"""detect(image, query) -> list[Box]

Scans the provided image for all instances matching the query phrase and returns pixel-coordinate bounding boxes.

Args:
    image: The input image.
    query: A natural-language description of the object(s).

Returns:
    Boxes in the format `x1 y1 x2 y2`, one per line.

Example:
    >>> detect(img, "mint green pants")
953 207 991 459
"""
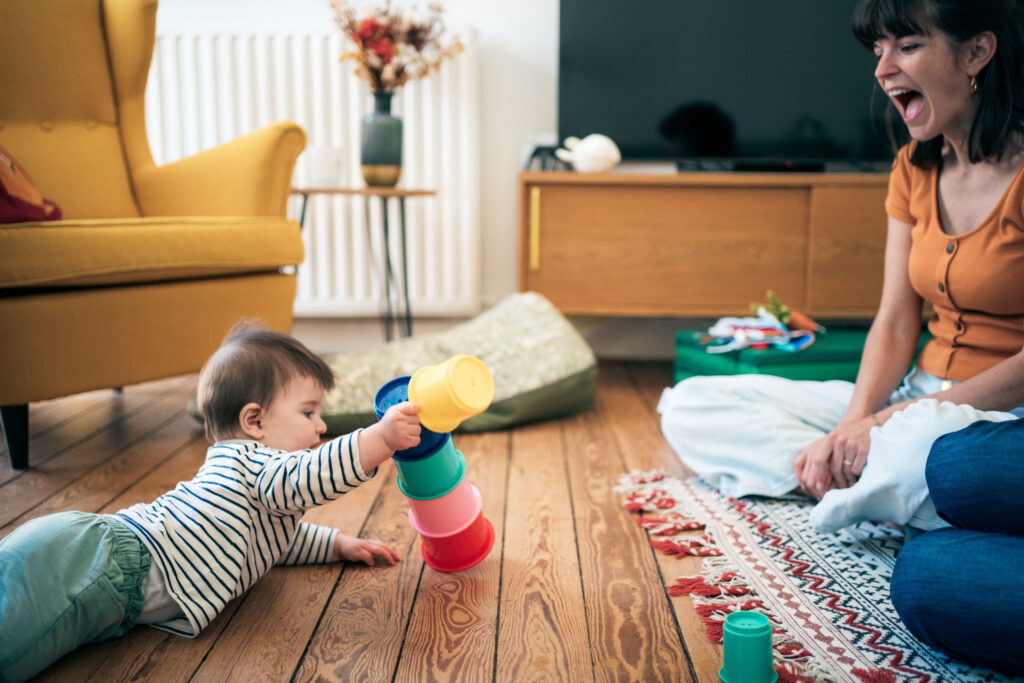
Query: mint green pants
0 511 150 683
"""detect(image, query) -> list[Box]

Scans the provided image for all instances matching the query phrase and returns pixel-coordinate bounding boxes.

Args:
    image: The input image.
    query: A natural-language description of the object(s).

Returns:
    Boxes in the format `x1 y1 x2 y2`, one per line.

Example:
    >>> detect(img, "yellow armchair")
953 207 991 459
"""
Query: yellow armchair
0 0 307 468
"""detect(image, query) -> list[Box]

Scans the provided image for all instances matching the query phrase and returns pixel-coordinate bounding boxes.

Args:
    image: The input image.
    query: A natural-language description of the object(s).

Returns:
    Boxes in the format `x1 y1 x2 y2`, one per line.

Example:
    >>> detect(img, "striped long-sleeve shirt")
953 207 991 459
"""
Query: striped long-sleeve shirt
114 432 372 637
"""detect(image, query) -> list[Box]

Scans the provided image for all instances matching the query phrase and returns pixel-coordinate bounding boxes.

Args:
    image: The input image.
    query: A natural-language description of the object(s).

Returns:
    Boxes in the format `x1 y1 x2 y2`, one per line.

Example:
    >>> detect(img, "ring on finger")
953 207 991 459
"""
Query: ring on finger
843 458 854 467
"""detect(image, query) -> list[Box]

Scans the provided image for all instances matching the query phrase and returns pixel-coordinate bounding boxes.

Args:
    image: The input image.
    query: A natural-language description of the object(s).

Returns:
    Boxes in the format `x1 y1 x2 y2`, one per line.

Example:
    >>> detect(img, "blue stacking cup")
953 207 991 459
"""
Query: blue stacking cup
374 376 448 457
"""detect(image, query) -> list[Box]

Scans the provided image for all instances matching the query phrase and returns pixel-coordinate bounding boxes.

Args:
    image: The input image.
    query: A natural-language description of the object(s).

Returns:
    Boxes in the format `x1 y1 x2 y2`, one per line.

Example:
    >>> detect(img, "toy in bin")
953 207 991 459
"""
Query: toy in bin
703 290 824 354
374 355 496 572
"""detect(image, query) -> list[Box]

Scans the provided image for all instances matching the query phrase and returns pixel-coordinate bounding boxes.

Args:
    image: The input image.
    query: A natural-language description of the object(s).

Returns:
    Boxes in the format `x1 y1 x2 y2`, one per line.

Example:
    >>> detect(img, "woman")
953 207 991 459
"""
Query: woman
659 0 1024 672
660 0 1024 503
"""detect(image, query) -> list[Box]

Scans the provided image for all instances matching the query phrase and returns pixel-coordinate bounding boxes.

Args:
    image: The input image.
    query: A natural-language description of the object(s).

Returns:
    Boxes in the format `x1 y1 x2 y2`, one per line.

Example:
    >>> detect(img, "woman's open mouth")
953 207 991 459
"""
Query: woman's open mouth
888 88 924 122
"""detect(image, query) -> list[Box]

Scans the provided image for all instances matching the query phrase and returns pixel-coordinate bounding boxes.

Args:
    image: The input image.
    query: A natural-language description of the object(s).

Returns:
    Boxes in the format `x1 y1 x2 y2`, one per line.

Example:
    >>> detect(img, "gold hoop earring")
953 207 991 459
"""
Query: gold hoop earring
971 74 979 94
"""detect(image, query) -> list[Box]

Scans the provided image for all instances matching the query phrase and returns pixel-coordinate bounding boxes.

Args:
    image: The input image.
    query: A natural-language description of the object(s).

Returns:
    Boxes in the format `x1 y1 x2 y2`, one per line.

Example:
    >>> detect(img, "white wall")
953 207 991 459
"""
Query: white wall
156 0 557 308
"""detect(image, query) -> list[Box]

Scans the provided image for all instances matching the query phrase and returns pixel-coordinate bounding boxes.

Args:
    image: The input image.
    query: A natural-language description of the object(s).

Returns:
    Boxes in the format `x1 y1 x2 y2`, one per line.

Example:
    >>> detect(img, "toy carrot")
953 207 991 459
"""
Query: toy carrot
751 290 824 332
786 309 820 332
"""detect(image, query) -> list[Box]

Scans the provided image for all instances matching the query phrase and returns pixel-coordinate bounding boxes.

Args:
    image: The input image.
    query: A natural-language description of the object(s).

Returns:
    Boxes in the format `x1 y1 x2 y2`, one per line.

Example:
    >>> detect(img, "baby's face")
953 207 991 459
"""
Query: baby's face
258 374 327 451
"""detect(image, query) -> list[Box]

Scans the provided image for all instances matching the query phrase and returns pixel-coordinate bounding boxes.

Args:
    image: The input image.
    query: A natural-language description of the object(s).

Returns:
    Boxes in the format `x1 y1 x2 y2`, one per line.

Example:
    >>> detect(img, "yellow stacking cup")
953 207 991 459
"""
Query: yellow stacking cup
408 355 495 433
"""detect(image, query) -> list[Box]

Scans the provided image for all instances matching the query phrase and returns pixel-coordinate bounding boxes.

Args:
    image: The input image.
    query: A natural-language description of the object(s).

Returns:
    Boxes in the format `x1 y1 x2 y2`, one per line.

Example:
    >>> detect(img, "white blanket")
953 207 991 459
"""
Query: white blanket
809 399 1018 534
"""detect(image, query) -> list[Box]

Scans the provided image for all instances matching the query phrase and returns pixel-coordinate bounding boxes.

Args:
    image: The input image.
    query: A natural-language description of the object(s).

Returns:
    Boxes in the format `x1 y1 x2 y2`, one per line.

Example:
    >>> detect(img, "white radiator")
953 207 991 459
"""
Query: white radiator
145 30 481 317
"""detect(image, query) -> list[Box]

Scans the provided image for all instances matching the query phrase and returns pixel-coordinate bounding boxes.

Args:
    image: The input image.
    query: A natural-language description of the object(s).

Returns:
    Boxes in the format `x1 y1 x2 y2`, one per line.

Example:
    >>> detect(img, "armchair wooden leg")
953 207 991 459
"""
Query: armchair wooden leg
2 404 29 469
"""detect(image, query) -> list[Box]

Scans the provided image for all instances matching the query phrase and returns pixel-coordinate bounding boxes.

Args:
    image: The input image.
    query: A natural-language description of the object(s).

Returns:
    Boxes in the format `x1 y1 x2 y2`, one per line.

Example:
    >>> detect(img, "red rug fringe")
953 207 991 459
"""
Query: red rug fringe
667 576 750 597
651 537 723 557
776 663 817 683
693 598 765 615
637 515 705 534
702 619 724 643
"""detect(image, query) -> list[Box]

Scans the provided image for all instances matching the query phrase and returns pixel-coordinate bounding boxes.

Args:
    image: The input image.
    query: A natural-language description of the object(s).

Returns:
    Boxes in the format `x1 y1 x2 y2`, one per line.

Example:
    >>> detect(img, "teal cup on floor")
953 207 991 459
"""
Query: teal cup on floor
719 611 777 683
393 435 465 500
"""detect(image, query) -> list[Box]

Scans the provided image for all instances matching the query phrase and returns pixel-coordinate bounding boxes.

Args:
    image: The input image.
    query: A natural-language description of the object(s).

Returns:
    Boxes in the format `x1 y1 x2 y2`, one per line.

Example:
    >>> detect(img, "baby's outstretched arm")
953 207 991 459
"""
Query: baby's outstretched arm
357 402 421 472
279 523 401 565
334 533 401 566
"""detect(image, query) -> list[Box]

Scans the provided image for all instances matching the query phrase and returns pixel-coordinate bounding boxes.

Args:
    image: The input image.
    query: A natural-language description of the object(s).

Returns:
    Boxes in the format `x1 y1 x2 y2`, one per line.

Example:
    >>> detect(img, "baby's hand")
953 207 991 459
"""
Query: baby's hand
334 533 401 566
379 402 422 452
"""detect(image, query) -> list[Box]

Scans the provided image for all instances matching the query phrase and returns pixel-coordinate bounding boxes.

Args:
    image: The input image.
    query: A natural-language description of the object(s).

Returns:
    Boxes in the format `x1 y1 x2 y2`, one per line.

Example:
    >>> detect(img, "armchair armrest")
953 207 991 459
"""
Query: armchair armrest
133 121 306 217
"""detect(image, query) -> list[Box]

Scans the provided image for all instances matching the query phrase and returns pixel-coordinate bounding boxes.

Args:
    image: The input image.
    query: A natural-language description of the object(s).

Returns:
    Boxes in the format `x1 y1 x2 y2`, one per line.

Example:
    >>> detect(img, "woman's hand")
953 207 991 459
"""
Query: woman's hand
334 533 401 566
794 416 874 498
794 436 836 499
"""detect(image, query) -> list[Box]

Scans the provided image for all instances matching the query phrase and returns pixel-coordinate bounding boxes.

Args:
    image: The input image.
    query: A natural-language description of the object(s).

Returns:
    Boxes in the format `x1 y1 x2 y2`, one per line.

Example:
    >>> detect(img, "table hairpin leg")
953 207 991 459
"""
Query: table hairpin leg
380 195 399 341
364 197 394 341
371 195 413 342
399 196 412 337
293 186 431 342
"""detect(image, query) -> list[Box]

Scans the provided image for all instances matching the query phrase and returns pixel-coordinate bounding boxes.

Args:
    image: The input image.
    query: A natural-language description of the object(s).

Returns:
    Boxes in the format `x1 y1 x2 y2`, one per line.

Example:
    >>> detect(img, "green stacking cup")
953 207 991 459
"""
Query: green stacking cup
719 611 777 683
393 435 465 500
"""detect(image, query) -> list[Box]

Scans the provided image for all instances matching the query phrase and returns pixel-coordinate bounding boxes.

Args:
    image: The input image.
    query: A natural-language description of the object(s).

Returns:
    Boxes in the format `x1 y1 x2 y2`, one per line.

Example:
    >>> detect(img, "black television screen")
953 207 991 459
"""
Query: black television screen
558 0 896 171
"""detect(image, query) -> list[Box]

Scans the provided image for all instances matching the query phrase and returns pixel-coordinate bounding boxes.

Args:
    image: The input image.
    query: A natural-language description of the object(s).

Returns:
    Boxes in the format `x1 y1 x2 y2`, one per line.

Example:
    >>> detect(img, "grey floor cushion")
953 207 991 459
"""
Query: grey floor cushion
321 292 597 435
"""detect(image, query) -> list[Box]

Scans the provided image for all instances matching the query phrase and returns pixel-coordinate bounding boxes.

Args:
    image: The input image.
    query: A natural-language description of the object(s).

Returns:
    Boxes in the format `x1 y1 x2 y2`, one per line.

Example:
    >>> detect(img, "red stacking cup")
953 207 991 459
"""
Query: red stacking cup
412 510 495 573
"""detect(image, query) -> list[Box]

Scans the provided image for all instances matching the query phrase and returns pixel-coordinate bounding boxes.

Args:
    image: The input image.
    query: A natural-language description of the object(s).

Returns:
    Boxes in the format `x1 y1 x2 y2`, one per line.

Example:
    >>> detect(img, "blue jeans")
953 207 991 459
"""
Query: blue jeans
890 419 1024 675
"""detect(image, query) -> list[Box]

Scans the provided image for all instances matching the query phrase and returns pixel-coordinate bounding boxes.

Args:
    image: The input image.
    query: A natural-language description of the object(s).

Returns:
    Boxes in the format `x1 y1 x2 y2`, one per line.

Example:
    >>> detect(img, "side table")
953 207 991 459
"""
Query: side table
292 187 435 341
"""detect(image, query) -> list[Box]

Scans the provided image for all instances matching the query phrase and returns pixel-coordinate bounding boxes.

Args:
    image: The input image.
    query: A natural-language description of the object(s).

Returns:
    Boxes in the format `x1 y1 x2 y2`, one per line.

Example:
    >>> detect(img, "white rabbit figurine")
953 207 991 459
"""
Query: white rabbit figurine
555 134 621 173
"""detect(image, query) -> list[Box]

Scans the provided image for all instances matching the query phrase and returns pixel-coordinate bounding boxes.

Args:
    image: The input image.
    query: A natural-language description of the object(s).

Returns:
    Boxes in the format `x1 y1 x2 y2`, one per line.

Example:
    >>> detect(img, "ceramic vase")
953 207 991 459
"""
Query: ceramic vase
361 90 402 187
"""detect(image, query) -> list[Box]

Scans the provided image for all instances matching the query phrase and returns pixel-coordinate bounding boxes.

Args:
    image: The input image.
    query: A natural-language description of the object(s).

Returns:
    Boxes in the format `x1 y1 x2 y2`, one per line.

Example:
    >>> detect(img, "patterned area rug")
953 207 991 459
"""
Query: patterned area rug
616 470 1019 683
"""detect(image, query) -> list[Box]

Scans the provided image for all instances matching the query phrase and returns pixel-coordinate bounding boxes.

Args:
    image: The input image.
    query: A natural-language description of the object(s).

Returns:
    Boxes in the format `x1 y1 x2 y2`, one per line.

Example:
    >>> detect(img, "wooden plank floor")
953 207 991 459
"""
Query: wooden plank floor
0 361 724 682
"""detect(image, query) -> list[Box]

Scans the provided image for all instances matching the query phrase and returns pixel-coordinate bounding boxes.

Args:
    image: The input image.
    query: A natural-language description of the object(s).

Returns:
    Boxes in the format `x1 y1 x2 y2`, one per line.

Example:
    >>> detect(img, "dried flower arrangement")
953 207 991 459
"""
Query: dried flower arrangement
331 1 463 93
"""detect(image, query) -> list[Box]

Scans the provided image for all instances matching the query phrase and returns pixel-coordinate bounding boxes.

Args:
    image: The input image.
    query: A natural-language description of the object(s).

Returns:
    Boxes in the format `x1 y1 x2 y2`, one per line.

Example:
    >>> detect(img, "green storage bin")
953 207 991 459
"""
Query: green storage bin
674 327 931 384
675 328 865 384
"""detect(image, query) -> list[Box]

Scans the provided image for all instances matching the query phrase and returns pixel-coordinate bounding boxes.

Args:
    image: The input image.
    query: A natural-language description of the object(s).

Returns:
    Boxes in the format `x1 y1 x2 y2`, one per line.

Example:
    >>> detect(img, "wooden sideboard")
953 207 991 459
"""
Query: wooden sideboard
517 171 890 318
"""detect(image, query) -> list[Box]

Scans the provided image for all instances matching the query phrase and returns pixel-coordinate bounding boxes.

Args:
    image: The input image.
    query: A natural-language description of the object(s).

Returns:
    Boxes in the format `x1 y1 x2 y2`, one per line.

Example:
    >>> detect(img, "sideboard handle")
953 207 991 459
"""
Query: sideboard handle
529 187 541 271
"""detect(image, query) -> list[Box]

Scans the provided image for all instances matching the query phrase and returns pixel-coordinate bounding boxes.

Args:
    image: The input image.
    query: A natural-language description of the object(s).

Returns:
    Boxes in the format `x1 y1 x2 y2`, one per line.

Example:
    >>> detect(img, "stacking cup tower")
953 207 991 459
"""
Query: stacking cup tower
374 355 496 572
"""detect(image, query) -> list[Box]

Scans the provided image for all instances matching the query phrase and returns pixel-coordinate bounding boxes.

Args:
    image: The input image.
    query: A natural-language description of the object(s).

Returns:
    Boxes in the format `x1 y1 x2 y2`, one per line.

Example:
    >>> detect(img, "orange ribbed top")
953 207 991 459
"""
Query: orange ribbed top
886 144 1024 381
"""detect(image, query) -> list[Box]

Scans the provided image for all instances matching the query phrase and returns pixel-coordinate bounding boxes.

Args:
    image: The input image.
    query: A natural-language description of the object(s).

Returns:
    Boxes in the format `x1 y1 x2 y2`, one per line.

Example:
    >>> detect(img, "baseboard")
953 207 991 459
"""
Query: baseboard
292 315 711 361
290 317 469 355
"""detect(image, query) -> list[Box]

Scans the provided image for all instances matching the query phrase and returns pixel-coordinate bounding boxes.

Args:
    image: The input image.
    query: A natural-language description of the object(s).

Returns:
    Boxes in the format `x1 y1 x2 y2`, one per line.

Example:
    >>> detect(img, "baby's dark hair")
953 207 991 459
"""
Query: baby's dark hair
852 0 1024 167
197 322 335 442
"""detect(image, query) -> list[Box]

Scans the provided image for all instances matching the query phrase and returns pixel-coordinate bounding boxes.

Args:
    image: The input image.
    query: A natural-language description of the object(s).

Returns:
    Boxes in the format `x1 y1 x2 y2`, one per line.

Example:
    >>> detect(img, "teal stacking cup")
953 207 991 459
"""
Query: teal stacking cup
393 435 465 500
719 611 777 683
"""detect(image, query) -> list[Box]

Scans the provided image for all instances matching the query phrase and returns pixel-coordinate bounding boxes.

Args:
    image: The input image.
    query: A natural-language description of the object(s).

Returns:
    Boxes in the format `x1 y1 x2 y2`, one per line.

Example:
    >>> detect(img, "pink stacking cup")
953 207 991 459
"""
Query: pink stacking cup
413 511 495 573
407 479 481 537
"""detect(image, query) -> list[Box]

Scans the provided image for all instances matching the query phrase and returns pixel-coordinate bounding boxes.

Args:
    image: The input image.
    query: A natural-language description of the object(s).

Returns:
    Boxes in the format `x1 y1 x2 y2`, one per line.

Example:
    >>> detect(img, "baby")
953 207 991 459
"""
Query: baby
0 323 421 682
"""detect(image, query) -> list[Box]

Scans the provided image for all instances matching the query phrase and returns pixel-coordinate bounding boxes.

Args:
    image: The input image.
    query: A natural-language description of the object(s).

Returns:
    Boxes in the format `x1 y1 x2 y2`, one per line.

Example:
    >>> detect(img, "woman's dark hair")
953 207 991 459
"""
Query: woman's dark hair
852 0 1024 167
197 321 335 442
